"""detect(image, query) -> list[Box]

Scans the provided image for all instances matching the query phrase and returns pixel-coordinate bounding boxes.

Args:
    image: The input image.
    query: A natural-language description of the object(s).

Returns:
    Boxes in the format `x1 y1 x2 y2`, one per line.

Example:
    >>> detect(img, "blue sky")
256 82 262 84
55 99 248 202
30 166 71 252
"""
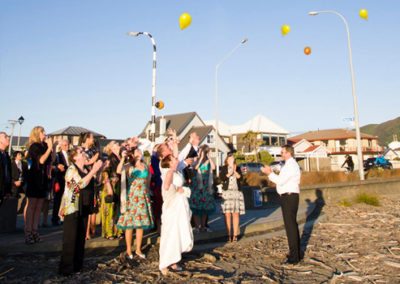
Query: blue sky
1 0 399 139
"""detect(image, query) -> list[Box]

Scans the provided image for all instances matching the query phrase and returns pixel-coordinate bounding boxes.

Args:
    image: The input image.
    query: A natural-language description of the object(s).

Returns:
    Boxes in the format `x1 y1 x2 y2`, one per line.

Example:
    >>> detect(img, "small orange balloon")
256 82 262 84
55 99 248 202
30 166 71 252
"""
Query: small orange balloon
155 101 164 110
304 46 312 55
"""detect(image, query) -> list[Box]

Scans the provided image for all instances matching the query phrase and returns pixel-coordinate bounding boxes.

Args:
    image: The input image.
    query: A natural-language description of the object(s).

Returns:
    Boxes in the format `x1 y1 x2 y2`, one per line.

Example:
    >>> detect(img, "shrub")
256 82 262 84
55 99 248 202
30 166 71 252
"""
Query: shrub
259 150 274 165
355 192 380 206
338 199 352 207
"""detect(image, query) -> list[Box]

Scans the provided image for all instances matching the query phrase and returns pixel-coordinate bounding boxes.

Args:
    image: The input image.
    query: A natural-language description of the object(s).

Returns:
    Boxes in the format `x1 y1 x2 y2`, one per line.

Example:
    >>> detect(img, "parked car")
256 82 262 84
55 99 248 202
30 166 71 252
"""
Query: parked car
363 157 393 171
238 162 264 175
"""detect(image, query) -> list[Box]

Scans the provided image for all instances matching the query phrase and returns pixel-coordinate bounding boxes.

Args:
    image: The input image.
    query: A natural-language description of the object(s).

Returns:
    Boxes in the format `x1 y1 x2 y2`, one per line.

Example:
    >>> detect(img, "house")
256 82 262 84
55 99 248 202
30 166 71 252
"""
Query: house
48 126 107 146
205 114 289 156
292 139 330 171
139 112 230 166
289 128 382 171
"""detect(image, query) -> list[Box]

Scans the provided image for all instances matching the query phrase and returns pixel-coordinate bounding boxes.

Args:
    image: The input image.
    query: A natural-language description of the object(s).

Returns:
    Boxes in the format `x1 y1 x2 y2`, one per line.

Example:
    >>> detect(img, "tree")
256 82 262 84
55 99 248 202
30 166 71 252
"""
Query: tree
241 131 262 162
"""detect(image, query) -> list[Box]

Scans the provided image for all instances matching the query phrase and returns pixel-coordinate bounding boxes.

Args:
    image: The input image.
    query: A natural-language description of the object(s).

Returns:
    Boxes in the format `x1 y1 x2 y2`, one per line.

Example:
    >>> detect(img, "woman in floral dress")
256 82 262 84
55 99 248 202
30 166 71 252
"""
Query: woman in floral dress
117 148 154 260
192 145 215 232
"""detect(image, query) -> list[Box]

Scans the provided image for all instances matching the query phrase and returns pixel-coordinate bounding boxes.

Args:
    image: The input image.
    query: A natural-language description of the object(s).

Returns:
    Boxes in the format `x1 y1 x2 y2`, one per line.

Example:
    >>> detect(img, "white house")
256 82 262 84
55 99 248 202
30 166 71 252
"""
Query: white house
205 114 289 155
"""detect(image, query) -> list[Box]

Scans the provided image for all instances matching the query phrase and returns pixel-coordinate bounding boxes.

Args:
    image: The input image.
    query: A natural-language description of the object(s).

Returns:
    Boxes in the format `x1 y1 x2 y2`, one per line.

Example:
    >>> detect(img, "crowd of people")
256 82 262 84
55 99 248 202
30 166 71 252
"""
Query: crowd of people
0 126 304 275
0 127 249 276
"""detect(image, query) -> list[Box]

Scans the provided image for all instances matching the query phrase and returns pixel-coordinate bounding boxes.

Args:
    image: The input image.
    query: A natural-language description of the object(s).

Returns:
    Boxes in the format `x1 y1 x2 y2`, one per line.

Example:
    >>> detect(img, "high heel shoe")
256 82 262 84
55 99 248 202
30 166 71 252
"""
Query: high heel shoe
170 264 182 271
135 251 146 259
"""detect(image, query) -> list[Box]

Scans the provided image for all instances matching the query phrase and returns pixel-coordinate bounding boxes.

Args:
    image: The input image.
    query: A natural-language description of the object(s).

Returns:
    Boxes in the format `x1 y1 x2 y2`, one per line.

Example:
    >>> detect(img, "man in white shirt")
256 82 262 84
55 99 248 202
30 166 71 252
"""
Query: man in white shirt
261 145 301 264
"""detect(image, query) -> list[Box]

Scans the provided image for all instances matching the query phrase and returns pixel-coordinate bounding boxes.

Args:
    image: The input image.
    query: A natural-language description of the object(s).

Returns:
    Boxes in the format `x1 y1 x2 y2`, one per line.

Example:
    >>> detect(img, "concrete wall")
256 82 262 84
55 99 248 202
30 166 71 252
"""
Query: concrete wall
299 177 400 207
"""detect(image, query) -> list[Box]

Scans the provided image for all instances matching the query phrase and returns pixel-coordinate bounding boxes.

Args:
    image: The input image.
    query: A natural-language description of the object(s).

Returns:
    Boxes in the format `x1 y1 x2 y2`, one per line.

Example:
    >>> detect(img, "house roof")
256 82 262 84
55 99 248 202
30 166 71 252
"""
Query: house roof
231 114 289 135
289 128 377 143
388 141 400 150
178 125 214 151
205 114 288 136
139 112 198 138
203 120 232 136
49 126 106 138
303 145 320 153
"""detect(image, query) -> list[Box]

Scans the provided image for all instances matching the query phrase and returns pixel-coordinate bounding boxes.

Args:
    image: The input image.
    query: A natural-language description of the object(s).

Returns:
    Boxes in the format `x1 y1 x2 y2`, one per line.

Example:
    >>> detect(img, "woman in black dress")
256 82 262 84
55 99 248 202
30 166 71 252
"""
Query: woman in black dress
25 126 53 244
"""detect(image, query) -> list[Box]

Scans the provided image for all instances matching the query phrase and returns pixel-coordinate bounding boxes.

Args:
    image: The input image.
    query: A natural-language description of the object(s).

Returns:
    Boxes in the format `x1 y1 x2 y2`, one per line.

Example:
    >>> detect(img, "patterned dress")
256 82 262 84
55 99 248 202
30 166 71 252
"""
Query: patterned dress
221 166 245 215
100 171 115 238
189 162 215 216
117 167 154 230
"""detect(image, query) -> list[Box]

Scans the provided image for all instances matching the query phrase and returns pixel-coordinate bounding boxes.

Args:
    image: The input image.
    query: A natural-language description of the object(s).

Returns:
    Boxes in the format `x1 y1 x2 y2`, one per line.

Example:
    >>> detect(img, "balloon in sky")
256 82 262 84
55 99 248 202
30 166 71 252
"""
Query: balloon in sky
281 24 291 36
179 12 192 30
304 46 312 55
155 101 164 110
359 9 368 20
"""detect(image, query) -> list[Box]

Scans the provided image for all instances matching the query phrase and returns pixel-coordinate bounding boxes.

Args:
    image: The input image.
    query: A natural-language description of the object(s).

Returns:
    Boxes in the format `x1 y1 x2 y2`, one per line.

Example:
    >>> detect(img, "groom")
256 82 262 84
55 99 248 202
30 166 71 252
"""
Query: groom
261 145 302 264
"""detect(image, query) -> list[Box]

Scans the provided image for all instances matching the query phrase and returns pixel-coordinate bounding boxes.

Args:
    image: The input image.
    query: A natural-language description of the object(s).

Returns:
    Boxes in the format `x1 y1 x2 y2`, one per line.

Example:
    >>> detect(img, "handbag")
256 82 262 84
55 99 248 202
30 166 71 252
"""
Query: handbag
104 194 114 204
54 181 61 193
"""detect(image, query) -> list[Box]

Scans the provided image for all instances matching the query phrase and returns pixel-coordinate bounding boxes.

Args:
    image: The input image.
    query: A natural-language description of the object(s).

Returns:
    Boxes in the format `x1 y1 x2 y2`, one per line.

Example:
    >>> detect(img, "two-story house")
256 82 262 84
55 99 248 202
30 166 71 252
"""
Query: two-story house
289 128 382 171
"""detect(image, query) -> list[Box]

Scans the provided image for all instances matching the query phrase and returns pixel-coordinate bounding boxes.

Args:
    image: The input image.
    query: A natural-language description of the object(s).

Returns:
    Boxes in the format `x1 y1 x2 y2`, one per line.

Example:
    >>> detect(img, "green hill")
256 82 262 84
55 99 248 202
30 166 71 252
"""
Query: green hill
361 117 400 146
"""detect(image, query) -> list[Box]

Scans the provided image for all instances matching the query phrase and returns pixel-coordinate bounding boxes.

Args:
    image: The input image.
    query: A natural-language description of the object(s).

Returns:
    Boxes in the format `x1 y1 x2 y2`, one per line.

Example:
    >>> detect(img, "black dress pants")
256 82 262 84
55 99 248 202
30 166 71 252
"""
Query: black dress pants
280 193 301 262
59 212 88 275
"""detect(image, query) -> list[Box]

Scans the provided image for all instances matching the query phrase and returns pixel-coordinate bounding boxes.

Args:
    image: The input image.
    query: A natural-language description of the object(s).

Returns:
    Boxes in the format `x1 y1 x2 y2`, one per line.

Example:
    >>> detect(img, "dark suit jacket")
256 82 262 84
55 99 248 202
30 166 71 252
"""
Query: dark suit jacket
219 165 242 191
53 151 69 185
11 160 28 194
0 150 12 199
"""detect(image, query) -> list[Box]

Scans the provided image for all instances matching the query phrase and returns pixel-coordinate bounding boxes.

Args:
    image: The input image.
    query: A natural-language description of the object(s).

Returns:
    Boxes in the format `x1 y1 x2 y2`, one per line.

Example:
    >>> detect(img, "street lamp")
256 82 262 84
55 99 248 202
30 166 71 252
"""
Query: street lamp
127 31 157 143
17 116 25 149
7 120 17 155
215 38 248 176
308 10 365 181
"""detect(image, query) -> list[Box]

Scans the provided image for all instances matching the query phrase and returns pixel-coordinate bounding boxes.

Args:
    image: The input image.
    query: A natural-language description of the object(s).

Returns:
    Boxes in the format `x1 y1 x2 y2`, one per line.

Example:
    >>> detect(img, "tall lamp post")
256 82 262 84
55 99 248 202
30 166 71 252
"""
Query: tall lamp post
215 38 248 176
7 120 17 155
308 10 365 181
127 31 157 143
17 116 25 150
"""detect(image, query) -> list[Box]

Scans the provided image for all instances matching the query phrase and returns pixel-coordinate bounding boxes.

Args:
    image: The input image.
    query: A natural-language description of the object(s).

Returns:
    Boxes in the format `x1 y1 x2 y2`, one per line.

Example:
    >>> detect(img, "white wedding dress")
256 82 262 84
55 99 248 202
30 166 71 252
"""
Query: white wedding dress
159 169 193 270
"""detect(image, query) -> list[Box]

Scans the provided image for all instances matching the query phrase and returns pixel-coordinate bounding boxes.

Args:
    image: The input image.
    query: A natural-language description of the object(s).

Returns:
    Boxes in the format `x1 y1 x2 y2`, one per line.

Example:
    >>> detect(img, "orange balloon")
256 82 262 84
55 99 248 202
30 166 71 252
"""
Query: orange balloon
155 101 164 110
304 46 312 55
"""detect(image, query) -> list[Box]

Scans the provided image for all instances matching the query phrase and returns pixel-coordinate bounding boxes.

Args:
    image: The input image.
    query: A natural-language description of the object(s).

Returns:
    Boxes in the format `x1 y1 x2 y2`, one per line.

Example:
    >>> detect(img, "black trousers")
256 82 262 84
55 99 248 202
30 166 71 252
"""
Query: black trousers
52 183 65 223
59 212 88 275
280 193 301 262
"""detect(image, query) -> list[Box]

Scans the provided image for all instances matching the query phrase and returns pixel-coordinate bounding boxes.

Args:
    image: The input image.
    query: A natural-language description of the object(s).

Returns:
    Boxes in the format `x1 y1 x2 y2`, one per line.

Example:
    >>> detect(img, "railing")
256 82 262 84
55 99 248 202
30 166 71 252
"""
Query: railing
327 146 382 153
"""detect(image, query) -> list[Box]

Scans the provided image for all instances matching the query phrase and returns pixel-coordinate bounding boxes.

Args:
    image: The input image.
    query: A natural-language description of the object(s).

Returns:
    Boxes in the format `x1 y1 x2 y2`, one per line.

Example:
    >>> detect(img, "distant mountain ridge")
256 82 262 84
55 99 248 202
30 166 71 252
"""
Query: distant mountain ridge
361 117 400 146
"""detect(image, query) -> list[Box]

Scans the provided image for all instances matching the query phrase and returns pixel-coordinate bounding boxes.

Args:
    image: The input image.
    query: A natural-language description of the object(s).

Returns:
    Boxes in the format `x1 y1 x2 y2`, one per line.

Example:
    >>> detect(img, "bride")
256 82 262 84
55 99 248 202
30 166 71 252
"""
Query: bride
159 154 193 275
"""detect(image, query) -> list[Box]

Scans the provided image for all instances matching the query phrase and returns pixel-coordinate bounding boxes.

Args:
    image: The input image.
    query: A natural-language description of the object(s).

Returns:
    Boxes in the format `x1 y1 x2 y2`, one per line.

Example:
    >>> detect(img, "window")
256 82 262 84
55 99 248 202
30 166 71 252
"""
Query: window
207 134 214 144
262 134 270 146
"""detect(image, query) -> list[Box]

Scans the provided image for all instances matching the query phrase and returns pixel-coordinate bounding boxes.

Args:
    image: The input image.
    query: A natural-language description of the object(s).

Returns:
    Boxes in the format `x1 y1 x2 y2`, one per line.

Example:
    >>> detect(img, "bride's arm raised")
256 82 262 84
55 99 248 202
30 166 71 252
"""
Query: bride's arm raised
162 169 174 191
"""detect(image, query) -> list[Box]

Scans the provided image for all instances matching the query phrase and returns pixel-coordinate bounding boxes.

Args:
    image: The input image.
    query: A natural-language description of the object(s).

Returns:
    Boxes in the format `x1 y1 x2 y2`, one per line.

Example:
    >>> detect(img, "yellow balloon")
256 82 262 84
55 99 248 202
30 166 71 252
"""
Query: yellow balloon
281 24 291 36
359 9 368 20
179 12 192 30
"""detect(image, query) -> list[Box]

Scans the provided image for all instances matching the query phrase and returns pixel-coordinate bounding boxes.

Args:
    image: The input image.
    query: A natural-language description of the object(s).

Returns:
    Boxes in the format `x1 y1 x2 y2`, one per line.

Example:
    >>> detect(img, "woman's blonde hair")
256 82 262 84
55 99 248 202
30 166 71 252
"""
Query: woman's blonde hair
28 126 45 146
103 141 116 156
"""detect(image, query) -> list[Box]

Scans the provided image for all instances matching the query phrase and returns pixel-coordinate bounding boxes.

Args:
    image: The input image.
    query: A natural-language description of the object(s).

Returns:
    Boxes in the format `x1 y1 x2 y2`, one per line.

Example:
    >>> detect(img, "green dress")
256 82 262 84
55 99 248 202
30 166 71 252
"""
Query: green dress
189 162 215 216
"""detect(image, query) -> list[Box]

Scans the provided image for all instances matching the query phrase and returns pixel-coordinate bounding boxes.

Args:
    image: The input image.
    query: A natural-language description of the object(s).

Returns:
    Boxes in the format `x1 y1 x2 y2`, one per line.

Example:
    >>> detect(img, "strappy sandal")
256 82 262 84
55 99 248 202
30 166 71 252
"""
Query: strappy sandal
32 232 41 243
25 234 35 245
232 235 238 242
